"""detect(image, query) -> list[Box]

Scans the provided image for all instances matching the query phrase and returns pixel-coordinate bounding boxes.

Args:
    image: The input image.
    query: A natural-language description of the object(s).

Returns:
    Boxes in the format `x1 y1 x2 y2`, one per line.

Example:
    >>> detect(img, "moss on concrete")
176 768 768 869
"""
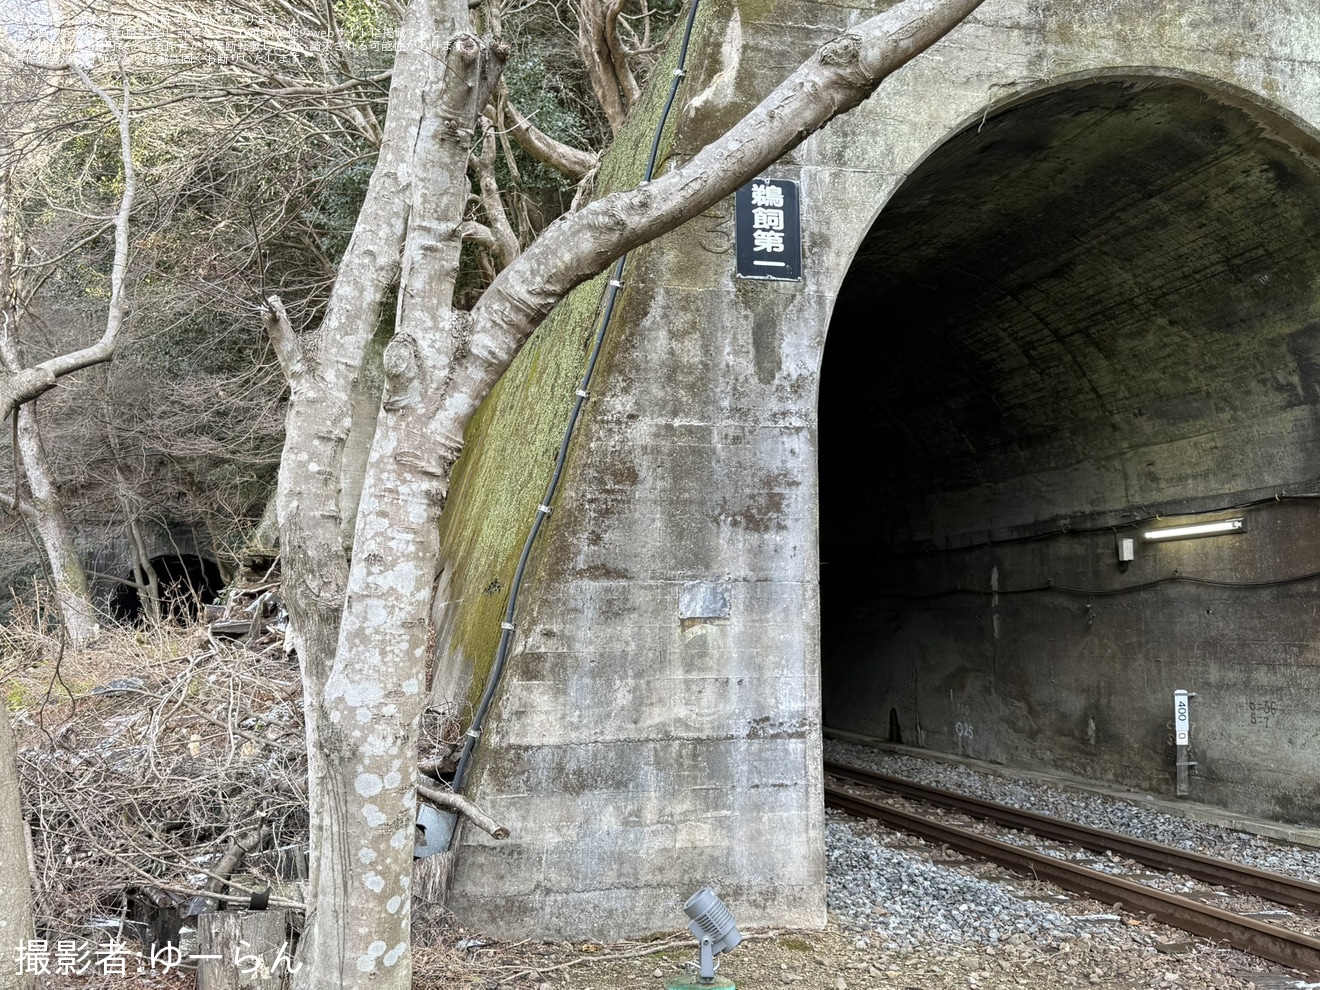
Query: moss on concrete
435 31 713 710
434 0 861 712
437 270 609 707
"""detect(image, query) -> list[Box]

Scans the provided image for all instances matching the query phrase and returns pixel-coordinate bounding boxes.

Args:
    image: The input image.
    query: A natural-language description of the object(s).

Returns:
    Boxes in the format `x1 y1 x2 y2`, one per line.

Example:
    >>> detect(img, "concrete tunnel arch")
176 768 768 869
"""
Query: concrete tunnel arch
110 554 224 624
819 74 1320 821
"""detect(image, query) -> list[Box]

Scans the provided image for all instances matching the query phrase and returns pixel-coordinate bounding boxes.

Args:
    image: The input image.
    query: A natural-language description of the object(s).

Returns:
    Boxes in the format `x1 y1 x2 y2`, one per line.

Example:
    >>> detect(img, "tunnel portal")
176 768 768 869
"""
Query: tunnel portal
821 79 1320 821
110 554 224 624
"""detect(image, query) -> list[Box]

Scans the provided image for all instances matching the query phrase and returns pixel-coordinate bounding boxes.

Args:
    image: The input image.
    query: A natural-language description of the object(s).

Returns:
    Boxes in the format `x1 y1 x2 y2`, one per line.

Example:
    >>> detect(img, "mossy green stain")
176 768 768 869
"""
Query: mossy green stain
436 7 739 717
439 269 612 712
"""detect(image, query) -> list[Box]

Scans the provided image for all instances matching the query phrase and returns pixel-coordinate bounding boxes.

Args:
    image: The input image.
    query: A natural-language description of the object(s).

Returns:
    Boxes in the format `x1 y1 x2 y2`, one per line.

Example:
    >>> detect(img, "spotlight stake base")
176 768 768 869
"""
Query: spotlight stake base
664 978 735 990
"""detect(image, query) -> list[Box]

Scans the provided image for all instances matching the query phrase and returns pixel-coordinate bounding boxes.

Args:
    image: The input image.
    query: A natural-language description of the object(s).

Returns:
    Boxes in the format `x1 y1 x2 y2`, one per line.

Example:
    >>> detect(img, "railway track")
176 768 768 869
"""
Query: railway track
824 759 1320 975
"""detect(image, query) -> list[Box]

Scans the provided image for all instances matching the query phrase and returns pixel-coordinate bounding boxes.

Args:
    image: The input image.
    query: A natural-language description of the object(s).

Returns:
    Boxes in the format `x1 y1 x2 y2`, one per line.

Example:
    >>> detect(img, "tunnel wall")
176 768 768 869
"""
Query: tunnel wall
824 498 1320 821
435 0 1320 938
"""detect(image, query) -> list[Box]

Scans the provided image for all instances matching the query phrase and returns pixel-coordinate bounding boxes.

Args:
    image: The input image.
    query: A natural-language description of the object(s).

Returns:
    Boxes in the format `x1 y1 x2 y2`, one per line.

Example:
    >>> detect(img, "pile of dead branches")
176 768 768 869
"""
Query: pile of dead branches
11 624 307 939
4 566 472 950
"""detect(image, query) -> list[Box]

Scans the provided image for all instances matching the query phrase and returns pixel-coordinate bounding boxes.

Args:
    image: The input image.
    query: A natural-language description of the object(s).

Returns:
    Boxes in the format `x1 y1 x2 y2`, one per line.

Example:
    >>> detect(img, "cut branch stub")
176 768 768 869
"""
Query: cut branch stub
263 296 307 385
473 37 509 119
417 782 509 839
382 334 422 411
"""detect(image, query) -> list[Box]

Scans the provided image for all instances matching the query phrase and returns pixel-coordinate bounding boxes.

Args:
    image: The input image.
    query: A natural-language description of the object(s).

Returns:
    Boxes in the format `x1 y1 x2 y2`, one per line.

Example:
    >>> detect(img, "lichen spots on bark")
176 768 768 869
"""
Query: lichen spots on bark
326 674 386 710
356 940 389 973
355 773 384 797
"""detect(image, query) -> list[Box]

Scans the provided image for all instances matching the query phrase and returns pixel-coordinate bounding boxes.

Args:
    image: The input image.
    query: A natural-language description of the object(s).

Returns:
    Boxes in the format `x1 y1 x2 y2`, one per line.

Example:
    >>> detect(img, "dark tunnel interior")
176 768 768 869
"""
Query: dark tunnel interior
111 554 224 624
818 78 1320 818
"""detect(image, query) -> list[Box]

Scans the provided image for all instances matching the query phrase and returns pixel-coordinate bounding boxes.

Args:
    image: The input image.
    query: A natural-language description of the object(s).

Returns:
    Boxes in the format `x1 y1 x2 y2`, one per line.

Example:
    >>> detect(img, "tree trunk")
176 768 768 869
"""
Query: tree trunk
576 0 640 137
270 8 438 978
197 911 292 990
125 512 163 626
0 711 34 990
0 281 98 644
0 69 136 642
276 3 500 987
8 404 99 643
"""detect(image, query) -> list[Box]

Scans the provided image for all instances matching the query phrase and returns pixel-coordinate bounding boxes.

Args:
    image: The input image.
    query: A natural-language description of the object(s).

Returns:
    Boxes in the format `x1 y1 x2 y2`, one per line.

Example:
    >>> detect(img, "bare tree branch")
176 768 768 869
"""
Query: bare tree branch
0 488 39 522
501 86 597 180
417 782 509 839
470 120 520 269
469 0 988 386
0 66 136 424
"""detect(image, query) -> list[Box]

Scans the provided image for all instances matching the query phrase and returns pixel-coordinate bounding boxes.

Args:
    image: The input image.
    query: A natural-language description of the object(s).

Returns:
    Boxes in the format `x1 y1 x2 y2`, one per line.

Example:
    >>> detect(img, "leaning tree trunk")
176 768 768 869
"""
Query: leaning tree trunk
0 710 34 990
271 2 501 987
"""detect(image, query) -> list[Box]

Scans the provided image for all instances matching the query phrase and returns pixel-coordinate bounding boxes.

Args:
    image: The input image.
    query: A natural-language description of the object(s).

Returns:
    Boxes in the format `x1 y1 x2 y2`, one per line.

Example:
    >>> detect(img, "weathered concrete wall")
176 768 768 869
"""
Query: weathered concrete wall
824 499 1320 821
433 0 1320 939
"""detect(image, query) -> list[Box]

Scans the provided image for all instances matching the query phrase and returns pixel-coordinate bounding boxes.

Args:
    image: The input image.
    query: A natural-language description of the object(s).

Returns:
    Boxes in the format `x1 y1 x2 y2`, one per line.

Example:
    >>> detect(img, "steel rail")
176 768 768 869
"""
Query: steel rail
825 760 1320 913
824 785 1320 974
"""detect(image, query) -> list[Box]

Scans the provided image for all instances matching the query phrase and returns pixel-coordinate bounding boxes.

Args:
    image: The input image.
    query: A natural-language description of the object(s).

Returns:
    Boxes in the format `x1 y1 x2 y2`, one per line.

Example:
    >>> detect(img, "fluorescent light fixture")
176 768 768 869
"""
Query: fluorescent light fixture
1143 518 1245 541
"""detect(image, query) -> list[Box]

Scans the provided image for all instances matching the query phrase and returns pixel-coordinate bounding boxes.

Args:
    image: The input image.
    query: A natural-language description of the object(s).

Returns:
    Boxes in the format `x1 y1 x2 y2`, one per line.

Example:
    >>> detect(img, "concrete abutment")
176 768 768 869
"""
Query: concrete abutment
432 0 1320 939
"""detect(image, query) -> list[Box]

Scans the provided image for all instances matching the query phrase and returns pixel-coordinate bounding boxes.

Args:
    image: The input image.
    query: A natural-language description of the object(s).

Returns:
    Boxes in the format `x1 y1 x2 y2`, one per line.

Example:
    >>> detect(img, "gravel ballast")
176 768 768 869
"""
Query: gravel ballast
826 738 1320 882
819 737 1320 988
826 817 1076 948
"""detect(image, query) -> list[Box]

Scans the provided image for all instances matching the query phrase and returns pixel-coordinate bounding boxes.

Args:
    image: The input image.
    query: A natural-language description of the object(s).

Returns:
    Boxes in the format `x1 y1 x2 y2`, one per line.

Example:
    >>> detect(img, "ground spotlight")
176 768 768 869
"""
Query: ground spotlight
665 886 741 988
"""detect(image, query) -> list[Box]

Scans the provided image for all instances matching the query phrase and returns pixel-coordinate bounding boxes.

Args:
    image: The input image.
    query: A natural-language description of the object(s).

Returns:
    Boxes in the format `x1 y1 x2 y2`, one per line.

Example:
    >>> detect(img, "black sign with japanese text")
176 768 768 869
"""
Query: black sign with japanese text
735 176 801 281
